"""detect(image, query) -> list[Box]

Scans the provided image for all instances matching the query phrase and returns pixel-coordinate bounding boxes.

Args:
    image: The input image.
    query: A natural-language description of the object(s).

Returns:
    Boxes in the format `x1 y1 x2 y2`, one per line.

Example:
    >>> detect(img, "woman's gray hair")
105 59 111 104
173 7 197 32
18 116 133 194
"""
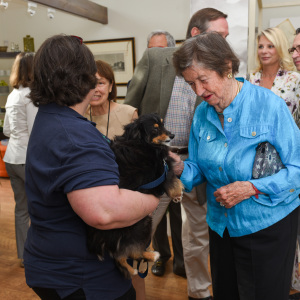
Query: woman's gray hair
173 32 240 78
147 30 176 47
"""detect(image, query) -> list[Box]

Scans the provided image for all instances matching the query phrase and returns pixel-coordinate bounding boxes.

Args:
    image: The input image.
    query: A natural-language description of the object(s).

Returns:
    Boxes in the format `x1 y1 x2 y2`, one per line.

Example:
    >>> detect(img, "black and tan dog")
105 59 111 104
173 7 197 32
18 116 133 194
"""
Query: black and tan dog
87 113 183 278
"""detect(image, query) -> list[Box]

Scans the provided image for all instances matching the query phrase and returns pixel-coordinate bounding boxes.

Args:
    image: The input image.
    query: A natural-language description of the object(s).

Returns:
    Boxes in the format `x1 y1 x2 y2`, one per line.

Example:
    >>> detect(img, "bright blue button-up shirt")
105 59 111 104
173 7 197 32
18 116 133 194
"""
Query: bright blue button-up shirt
180 79 300 237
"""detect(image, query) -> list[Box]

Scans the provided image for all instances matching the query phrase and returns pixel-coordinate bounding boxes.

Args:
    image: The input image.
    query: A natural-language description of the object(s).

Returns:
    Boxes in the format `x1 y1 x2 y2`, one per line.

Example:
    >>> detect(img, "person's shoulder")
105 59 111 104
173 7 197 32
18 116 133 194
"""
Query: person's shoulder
115 103 136 114
284 70 300 81
147 47 176 62
245 80 286 108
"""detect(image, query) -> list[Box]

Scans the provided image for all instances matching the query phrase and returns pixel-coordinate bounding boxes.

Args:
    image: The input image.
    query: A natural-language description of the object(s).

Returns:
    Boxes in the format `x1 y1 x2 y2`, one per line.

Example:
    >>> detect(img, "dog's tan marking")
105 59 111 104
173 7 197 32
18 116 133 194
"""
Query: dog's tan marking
166 178 184 199
118 257 137 276
152 134 168 144
154 123 159 128
142 251 160 262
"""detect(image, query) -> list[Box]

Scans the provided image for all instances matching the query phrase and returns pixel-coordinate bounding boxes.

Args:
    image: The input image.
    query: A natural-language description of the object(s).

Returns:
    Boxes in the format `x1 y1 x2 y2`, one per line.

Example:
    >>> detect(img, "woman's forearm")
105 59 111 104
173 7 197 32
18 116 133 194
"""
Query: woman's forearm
68 185 159 229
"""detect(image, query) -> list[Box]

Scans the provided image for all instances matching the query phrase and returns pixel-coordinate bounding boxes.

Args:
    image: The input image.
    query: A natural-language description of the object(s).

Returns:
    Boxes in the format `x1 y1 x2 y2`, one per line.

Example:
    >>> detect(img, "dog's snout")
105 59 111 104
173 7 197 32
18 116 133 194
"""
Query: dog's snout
169 133 175 140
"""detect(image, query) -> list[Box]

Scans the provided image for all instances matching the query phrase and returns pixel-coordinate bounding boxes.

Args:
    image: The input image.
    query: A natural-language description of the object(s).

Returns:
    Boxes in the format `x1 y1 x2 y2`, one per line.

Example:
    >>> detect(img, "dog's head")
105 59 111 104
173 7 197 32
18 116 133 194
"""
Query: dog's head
121 113 174 146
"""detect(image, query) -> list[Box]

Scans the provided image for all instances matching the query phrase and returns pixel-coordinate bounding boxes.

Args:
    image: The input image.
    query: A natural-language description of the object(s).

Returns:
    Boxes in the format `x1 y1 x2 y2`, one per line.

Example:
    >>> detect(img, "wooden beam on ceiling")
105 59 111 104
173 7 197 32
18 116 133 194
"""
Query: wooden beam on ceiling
29 0 108 24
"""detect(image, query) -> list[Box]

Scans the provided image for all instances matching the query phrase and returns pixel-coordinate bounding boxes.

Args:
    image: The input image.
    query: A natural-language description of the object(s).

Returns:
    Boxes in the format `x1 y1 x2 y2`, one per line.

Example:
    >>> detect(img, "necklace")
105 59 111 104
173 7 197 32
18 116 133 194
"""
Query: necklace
89 100 111 138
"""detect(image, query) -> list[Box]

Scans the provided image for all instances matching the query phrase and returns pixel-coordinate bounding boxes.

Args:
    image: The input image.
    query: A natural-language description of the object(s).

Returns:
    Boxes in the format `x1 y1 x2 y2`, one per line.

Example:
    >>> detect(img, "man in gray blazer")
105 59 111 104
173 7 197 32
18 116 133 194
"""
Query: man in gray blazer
125 8 229 300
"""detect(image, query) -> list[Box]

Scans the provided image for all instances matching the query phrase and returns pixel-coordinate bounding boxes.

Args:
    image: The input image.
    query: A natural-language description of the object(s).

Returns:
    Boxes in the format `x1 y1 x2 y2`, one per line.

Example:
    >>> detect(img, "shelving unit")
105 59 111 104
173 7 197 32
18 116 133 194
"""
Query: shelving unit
0 52 20 138
0 52 20 108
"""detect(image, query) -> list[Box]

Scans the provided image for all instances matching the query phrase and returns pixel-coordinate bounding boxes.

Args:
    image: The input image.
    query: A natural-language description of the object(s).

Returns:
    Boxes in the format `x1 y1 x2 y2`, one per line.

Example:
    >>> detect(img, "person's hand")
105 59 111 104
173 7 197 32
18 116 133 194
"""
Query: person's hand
214 181 256 209
168 151 184 176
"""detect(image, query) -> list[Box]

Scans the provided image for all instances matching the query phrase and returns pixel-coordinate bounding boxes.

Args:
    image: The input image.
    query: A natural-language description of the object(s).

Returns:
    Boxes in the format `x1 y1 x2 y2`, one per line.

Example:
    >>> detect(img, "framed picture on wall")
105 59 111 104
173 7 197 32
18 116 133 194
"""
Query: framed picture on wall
175 39 185 47
84 38 136 86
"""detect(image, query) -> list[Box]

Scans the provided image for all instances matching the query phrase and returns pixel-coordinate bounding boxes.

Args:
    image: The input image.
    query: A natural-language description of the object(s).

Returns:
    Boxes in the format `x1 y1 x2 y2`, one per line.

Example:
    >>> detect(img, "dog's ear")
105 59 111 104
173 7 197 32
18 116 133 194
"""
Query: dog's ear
122 118 143 141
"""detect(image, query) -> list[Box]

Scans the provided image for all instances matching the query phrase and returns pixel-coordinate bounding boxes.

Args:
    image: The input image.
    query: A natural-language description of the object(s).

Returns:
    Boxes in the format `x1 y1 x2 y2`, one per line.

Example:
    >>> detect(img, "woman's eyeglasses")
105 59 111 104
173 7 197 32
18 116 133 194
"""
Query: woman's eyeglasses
288 45 300 54
71 35 83 45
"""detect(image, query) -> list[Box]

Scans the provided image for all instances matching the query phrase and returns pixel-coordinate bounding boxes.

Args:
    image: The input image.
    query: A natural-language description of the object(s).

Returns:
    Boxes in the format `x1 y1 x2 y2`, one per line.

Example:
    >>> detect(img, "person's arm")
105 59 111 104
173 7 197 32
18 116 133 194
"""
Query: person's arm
26 100 38 135
68 185 159 230
124 49 150 112
3 111 11 137
172 106 206 192
218 96 300 208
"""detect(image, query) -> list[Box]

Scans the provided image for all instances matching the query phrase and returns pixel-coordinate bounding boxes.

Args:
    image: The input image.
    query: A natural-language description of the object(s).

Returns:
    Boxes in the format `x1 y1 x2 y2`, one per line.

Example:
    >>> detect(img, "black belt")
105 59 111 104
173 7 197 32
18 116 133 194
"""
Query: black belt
170 147 188 154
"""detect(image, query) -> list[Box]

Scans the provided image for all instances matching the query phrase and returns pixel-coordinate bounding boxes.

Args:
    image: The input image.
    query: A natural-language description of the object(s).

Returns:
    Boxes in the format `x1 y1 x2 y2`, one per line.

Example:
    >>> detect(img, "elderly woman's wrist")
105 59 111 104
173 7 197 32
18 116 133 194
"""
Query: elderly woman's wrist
174 160 184 176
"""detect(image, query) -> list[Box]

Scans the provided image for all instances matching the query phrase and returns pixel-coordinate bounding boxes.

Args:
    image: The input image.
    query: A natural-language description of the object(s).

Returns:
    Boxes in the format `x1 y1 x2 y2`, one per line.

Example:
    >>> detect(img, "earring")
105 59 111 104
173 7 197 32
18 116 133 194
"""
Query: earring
227 73 233 79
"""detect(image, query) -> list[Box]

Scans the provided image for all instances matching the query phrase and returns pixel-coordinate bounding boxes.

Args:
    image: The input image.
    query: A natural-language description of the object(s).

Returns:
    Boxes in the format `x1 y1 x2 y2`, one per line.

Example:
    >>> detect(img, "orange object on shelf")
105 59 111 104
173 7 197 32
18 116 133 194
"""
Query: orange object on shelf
0 144 9 177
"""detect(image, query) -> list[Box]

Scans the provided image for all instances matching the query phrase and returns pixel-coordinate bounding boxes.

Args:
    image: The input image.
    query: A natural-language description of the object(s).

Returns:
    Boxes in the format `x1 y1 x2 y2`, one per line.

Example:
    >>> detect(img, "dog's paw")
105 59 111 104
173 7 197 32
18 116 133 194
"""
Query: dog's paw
133 269 138 275
153 251 160 261
166 178 184 200
97 255 104 261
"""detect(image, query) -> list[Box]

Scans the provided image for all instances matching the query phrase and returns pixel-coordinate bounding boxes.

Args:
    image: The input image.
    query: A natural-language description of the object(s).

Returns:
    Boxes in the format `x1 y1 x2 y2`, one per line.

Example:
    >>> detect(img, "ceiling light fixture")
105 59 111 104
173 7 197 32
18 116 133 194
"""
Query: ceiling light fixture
27 1 37 16
47 8 55 20
0 0 8 9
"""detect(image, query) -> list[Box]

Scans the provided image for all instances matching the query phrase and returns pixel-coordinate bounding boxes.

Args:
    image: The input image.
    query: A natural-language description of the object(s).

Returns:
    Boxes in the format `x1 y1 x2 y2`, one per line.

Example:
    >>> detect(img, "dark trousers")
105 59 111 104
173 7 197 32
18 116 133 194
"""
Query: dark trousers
209 207 298 300
152 201 185 273
32 285 136 300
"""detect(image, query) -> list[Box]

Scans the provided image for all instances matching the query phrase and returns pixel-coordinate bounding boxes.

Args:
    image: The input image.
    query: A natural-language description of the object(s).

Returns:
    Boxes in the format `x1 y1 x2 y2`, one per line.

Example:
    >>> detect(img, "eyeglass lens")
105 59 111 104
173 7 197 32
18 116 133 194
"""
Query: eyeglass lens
288 45 300 54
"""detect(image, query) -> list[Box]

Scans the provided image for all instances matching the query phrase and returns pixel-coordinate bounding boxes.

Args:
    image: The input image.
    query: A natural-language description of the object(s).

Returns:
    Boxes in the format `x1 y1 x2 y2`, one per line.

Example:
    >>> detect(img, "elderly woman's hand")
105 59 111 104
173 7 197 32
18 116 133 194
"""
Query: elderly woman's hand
214 181 256 209
168 151 185 177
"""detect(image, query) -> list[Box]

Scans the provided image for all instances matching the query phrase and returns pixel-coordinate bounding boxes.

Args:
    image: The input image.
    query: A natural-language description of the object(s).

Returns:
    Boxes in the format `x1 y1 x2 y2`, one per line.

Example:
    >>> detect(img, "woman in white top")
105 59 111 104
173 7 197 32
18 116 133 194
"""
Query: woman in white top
3 52 38 267
249 27 300 120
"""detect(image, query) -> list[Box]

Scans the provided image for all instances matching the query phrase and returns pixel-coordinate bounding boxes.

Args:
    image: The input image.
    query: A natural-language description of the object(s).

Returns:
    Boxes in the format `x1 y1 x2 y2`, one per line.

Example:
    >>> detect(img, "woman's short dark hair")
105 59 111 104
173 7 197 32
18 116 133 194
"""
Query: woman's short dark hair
173 32 240 78
30 34 97 107
96 60 117 101
10 52 34 89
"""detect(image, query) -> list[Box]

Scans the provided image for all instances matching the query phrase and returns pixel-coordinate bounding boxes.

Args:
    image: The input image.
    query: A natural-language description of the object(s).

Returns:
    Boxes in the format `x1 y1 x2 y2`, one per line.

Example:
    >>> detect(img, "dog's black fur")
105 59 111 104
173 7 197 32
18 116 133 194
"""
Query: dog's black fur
86 113 183 278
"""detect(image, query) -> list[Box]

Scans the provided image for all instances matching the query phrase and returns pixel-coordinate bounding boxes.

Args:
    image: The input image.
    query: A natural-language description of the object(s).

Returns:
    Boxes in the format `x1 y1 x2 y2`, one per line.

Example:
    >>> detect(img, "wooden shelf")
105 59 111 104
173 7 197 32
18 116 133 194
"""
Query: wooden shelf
0 52 20 58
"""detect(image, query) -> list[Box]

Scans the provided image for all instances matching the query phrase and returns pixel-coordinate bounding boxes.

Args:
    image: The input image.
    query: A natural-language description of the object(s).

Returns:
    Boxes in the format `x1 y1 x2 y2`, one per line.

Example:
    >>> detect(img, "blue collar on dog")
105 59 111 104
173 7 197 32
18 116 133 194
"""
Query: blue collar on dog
138 160 168 191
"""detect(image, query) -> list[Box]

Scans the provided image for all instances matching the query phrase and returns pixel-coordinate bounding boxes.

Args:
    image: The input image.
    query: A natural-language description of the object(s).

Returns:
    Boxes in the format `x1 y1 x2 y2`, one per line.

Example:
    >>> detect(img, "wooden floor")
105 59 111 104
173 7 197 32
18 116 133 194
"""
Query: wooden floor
0 177 190 300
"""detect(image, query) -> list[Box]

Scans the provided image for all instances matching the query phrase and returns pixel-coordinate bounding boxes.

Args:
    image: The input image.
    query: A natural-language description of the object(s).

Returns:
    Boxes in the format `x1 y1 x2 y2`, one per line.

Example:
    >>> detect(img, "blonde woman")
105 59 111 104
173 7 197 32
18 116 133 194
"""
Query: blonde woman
249 27 300 120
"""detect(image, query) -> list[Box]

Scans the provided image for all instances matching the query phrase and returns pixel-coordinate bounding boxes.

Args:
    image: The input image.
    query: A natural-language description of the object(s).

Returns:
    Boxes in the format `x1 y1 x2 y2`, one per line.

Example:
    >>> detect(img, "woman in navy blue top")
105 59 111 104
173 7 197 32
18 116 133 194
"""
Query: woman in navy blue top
24 34 159 300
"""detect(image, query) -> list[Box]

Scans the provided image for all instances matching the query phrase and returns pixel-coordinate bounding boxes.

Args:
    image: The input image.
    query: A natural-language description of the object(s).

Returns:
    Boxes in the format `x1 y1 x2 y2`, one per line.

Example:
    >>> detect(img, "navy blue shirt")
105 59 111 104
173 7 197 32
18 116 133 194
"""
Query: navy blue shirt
24 103 131 300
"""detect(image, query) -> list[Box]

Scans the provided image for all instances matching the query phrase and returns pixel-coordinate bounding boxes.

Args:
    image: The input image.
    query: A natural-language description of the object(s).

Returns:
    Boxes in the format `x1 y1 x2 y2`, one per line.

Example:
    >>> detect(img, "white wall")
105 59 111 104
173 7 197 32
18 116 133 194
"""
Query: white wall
0 0 190 63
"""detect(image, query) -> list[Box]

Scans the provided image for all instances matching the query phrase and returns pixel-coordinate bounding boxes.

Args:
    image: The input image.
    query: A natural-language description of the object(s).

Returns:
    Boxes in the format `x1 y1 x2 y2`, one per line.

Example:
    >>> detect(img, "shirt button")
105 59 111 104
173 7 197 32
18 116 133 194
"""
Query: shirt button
252 132 256 137
219 167 223 171
290 189 295 193
224 143 228 147
207 136 210 140
224 212 227 217
227 117 232 123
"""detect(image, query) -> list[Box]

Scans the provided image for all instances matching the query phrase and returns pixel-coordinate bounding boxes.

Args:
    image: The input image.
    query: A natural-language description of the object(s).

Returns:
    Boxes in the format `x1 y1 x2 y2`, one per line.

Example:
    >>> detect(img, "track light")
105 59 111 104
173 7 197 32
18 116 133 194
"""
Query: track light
0 0 8 9
27 1 37 17
47 8 55 20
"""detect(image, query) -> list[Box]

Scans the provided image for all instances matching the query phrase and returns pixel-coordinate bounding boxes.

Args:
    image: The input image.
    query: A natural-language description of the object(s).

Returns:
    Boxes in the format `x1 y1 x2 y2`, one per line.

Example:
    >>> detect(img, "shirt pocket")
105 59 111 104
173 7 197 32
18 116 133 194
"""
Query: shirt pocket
199 130 217 143
239 125 270 142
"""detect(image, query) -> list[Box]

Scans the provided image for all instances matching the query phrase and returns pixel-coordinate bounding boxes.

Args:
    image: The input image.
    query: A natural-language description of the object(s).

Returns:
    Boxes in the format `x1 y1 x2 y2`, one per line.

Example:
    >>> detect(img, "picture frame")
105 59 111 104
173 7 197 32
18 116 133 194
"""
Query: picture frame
175 39 185 47
84 38 136 86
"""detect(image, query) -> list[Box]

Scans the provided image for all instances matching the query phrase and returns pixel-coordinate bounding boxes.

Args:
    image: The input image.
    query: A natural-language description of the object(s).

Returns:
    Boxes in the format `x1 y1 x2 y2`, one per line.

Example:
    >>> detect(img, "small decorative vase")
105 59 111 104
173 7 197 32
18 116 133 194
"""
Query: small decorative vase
23 35 35 52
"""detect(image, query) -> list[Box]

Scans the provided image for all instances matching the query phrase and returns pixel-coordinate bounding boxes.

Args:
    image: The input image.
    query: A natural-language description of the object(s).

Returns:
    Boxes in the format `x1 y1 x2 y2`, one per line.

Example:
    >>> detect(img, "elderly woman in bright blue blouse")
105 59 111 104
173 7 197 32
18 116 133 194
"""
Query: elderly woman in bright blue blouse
171 32 300 300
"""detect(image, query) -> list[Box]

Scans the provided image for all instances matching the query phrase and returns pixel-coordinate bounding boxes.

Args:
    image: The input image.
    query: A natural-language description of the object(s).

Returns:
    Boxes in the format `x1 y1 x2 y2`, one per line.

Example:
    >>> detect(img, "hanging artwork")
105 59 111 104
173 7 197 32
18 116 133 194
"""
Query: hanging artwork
84 38 136 86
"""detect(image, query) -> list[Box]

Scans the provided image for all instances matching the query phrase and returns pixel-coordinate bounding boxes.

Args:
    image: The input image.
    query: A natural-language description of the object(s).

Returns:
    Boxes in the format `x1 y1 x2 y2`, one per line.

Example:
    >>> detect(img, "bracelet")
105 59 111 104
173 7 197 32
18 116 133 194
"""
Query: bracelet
251 183 261 199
